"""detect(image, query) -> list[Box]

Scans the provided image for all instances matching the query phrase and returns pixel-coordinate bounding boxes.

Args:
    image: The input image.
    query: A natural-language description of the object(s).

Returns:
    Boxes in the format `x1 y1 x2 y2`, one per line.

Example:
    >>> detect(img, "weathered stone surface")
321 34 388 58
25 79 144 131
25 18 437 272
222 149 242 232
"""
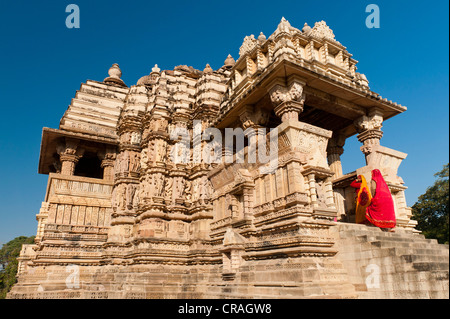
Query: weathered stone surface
8 18 448 299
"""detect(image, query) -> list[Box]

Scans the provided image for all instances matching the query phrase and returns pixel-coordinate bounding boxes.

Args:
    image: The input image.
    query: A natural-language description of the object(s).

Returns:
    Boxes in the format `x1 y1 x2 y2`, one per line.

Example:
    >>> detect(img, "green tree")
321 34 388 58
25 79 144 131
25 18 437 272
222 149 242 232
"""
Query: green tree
412 163 449 244
0 236 35 299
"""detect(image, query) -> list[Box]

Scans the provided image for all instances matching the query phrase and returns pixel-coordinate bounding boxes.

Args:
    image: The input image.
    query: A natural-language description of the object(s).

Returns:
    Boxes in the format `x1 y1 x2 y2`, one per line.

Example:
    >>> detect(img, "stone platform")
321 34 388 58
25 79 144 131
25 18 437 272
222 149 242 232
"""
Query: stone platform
8 223 448 299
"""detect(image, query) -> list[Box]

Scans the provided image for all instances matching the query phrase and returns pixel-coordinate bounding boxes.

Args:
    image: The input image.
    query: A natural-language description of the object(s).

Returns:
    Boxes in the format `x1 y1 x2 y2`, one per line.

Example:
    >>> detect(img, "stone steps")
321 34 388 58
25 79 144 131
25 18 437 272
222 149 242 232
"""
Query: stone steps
335 223 449 299
355 234 439 245
369 240 444 250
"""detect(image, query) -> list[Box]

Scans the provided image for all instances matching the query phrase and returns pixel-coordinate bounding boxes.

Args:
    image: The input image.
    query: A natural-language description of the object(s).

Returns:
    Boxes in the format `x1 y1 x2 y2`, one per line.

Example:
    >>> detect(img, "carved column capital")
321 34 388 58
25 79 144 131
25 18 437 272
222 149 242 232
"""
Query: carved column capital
354 108 384 164
238 105 270 130
56 138 79 156
354 108 383 134
327 133 346 156
327 146 344 156
99 149 117 168
327 133 346 179
269 80 306 122
56 138 84 175
357 129 384 145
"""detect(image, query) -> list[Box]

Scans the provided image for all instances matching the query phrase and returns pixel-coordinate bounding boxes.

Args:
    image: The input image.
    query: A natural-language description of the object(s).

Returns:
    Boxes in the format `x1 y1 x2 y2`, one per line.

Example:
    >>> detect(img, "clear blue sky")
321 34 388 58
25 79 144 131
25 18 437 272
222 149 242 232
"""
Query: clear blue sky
0 0 448 245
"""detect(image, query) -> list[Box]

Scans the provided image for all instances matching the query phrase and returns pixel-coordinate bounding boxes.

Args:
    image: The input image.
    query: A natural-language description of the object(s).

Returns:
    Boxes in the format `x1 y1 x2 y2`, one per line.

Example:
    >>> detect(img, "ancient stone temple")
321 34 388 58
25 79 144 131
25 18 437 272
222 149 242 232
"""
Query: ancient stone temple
9 18 448 299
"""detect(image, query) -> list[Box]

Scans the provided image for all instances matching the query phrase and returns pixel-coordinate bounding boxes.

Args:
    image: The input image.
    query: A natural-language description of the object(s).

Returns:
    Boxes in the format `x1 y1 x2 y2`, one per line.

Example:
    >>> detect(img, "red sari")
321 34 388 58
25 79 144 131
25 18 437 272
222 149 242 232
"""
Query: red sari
365 169 396 228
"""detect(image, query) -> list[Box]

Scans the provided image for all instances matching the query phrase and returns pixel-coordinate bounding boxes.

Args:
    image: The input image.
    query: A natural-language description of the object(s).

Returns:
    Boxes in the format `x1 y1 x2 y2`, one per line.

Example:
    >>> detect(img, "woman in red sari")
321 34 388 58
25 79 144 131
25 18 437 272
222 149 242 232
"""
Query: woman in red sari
350 175 372 224
365 169 396 229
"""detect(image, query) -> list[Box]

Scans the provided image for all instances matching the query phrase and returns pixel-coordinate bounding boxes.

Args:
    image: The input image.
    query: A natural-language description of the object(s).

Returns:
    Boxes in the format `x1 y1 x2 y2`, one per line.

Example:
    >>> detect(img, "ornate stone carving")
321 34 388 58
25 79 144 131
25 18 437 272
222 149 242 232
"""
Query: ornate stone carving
269 80 306 122
239 34 257 57
354 115 383 132
288 81 304 101
99 148 117 181
354 108 384 162
238 105 270 130
273 17 295 37
327 134 346 178
309 21 336 42
56 138 84 175
140 149 148 170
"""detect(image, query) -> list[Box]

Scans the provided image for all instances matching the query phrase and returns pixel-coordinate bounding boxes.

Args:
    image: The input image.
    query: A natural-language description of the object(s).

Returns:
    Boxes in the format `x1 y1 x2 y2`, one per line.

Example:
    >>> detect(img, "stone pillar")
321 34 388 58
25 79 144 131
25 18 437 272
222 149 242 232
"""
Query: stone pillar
327 133 346 179
35 202 49 243
324 177 335 209
108 113 142 243
239 105 270 164
171 110 190 202
268 78 306 122
307 173 318 208
221 228 246 276
354 108 384 165
333 188 346 220
56 138 84 175
220 128 233 162
99 147 116 182
242 187 254 220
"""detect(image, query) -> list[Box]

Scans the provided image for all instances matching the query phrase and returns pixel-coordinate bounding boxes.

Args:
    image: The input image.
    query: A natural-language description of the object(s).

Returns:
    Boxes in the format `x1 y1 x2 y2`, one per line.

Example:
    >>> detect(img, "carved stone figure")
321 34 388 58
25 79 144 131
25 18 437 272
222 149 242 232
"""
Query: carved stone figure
153 173 165 197
130 132 141 145
120 151 129 173
126 184 136 209
140 149 148 170
130 152 140 172
164 177 173 200
119 185 127 210
132 188 140 209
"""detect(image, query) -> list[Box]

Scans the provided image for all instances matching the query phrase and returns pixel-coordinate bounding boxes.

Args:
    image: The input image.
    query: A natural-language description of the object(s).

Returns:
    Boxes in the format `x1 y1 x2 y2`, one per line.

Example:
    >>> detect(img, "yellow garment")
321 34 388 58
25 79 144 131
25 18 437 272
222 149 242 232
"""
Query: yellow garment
355 175 372 224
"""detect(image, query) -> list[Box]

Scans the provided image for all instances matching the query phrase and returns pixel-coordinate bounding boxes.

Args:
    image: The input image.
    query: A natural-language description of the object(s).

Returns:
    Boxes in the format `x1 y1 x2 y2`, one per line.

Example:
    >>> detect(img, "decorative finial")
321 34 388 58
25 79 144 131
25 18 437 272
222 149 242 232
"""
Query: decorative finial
104 63 127 87
137 64 161 86
302 22 311 33
258 32 266 41
108 63 122 79
152 64 161 74
275 17 292 35
224 54 235 67
203 64 213 74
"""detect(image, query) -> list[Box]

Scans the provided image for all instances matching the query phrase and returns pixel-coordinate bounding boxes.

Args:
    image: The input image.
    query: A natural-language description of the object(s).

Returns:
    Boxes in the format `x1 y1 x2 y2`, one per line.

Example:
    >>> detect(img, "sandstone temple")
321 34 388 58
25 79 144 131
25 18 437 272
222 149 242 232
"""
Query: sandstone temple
9 18 448 299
